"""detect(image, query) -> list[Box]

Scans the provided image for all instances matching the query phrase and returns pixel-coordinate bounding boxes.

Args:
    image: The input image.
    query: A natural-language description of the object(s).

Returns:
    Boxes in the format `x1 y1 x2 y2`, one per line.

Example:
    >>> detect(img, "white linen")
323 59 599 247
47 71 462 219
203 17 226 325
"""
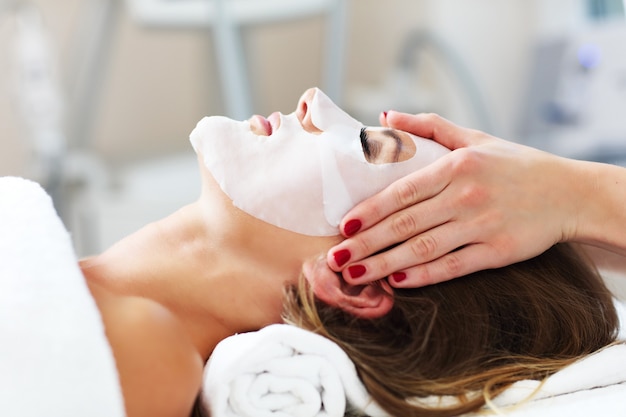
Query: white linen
474 344 626 416
0 177 125 417
473 300 626 416
201 324 390 417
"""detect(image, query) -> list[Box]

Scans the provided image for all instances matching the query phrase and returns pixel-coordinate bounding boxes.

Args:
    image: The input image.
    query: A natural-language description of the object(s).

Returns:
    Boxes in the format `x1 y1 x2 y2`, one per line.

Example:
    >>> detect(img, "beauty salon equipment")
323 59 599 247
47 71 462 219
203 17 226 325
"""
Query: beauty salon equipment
521 22 626 166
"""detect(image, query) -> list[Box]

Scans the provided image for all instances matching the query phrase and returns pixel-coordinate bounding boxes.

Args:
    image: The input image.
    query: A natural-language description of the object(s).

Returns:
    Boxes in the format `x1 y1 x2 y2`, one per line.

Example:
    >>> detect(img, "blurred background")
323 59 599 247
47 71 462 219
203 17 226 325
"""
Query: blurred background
1 0 626 262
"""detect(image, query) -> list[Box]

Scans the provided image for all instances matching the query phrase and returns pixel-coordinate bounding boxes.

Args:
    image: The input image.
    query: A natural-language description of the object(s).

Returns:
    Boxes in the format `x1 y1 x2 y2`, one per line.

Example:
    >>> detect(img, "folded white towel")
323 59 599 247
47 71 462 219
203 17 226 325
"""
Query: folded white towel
201 324 390 417
0 177 125 417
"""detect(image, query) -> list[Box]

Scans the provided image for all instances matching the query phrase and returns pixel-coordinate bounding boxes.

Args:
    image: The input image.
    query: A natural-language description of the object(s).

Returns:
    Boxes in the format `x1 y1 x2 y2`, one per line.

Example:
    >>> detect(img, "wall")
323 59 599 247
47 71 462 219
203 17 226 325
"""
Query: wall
1 0 557 178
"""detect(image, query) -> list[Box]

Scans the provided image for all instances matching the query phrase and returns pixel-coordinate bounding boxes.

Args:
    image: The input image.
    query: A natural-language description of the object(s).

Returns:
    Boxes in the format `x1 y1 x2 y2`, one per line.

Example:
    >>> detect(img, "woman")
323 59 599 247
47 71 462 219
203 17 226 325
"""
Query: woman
77 87 446 416
78 88 618 417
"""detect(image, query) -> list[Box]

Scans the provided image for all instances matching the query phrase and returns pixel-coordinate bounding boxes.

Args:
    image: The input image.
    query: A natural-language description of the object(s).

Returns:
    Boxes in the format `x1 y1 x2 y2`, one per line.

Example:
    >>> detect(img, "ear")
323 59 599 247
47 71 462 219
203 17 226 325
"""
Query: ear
337 282 395 319
303 257 394 319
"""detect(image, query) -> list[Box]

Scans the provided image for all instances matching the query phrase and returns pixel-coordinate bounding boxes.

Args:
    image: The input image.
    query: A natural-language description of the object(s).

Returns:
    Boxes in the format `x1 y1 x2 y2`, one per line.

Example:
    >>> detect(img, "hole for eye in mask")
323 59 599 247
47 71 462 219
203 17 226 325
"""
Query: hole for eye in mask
360 128 417 165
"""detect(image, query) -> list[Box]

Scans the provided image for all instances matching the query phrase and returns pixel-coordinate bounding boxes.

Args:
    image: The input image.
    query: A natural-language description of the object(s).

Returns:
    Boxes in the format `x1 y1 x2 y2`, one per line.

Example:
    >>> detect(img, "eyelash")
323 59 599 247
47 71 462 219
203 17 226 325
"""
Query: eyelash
360 127 371 157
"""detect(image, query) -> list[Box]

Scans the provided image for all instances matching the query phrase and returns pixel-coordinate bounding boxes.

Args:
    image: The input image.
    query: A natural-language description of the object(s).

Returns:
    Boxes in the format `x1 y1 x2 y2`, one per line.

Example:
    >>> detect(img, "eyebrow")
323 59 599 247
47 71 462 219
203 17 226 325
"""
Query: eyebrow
380 129 403 162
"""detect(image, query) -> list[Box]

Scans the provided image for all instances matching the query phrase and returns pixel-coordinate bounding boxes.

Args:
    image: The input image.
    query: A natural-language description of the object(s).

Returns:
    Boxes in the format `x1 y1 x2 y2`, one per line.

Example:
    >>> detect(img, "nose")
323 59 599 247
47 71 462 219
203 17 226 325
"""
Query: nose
296 88 323 134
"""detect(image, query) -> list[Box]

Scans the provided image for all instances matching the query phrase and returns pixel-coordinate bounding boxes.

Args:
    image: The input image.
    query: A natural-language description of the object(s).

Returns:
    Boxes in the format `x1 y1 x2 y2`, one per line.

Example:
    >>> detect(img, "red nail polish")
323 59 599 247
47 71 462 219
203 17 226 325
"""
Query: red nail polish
348 265 366 279
344 219 362 237
391 272 407 283
333 249 351 268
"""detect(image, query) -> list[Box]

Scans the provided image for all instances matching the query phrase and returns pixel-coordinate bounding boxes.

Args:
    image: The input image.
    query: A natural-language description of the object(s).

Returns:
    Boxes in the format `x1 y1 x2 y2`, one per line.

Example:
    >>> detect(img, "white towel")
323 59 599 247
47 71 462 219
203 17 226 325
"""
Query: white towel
0 177 125 417
201 324 390 417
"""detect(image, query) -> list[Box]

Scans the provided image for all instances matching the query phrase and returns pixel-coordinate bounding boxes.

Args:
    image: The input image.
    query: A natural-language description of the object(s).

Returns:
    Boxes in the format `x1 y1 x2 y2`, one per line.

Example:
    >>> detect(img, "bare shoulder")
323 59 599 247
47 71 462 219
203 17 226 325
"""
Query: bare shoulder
87 281 204 417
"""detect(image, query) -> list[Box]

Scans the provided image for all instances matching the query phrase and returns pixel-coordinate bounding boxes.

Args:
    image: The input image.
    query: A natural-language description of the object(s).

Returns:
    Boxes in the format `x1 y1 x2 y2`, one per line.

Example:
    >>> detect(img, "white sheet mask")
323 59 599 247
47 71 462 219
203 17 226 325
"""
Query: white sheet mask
190 88 450 236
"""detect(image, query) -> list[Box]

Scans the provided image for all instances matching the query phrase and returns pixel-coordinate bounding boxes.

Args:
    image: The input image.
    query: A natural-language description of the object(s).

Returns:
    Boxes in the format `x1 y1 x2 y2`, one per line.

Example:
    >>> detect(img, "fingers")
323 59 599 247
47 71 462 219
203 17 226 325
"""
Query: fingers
379 111 389 127
330 219 475 285
337 240 511 289
330 192 454 271
338 152 453 239
388 243 506 287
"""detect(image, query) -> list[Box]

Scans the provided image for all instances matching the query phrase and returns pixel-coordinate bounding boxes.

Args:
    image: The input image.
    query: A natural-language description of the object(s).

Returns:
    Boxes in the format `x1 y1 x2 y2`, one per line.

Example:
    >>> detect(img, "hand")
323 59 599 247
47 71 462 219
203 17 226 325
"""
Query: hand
327 112 579 287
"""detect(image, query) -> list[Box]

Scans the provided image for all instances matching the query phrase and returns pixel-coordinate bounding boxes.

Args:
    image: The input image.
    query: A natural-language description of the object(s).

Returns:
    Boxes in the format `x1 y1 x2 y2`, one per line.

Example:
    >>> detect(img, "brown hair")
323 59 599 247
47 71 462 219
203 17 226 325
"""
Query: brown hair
283 243 619 416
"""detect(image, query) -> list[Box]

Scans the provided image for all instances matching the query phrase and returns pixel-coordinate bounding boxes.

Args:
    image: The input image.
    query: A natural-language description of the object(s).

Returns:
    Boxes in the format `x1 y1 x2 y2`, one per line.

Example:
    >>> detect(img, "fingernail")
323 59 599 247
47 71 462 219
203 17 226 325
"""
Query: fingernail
391 272 407 283
348 265 366 279
333 249 351 268
344 219 362 237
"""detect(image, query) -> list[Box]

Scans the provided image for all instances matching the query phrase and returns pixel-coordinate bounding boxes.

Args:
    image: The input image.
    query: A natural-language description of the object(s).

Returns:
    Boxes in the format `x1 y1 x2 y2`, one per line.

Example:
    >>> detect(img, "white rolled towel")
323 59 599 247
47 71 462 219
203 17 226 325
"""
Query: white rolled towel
201 324 390 417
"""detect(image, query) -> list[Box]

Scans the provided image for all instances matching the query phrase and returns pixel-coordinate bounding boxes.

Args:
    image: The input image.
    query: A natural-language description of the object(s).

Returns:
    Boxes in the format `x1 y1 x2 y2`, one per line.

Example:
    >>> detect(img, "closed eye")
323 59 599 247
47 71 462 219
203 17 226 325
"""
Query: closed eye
360 127 371 158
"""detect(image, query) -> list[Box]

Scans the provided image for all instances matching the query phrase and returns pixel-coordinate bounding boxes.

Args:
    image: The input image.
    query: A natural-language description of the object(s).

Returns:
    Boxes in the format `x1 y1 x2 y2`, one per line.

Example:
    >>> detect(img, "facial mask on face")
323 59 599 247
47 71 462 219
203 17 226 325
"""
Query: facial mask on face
190 88 450 236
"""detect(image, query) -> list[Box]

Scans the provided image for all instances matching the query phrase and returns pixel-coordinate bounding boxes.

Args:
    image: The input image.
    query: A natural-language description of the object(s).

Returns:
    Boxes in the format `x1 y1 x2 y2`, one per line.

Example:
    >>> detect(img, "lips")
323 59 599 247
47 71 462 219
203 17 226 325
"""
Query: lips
249 112 283 136
249 115 272 136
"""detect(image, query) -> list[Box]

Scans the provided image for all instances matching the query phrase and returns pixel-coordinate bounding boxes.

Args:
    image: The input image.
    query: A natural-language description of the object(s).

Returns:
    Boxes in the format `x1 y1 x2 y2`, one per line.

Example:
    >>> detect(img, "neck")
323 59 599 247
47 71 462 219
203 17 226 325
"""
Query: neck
80 201 338 360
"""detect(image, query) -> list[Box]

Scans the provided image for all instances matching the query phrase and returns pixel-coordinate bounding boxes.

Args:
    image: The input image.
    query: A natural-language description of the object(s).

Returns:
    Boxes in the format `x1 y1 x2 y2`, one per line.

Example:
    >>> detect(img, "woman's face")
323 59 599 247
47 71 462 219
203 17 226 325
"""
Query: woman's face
190 88 449 236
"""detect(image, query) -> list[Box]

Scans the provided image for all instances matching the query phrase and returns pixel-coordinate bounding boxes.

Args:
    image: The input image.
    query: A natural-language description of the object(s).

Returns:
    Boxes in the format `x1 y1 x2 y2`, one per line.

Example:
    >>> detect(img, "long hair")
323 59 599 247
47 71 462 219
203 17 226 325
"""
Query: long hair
283 243 619 416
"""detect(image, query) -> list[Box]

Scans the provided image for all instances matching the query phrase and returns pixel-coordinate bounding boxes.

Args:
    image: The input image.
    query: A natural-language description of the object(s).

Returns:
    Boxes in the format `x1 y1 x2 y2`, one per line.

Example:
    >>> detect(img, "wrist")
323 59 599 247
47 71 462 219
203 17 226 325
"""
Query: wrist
566 159 626 255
